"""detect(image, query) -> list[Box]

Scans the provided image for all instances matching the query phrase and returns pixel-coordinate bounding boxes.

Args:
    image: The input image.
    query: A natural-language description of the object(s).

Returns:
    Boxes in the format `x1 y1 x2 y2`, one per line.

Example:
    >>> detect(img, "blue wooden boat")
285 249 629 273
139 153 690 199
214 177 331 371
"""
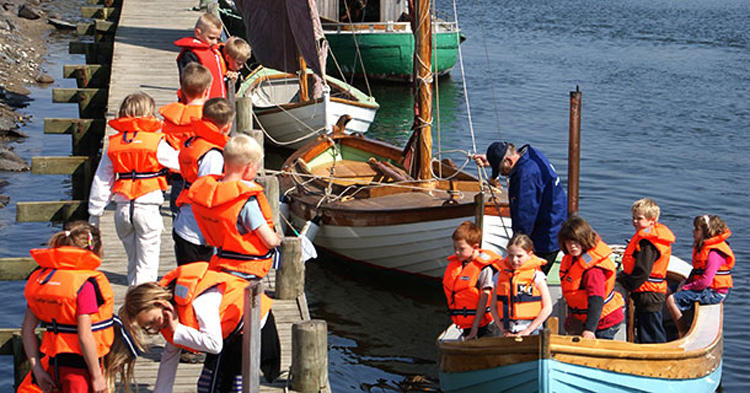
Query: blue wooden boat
437 303 723 392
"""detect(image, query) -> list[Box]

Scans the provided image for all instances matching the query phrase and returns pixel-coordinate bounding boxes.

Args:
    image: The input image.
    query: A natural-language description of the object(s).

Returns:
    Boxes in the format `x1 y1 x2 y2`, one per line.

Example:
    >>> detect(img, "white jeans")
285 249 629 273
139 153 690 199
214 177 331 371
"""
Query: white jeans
114 202 163 286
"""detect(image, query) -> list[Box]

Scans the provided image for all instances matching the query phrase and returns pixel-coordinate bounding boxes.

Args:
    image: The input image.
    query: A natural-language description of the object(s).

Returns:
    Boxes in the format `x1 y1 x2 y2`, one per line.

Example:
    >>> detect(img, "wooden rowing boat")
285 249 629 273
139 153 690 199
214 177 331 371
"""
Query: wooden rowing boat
438 304 722 392
437 255 723 392
279 133 510 279
238 66 379 149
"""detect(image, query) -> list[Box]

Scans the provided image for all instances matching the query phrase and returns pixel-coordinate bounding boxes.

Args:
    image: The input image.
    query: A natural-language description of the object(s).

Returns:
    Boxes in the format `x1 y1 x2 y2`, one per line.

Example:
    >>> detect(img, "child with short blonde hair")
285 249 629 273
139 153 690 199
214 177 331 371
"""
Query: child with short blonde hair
173 98 236 267
618 198 675 343
188 134 281 280
175 13 226 98
491 234 552 336
88 92 179 286
443 221 502 340
667 214 734 336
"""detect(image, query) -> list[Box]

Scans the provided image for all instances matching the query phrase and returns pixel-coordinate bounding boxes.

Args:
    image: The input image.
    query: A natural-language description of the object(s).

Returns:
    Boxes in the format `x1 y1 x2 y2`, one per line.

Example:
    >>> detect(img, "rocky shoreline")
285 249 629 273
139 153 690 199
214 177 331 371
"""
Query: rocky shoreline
0 0 59 206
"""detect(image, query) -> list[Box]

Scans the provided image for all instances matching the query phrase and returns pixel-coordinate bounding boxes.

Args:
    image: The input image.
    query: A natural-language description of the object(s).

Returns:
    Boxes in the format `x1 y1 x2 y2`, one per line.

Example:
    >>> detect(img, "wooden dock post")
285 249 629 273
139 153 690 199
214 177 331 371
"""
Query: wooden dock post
256 176 279 228
276 237 304 300
236 96 253 134
242 279 263 393
291 320 328 393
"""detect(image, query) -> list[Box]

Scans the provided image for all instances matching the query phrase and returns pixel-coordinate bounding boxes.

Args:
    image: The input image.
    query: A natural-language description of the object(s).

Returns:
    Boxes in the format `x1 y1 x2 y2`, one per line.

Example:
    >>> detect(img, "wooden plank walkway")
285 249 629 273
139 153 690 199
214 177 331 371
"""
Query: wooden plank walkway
100 0 312 391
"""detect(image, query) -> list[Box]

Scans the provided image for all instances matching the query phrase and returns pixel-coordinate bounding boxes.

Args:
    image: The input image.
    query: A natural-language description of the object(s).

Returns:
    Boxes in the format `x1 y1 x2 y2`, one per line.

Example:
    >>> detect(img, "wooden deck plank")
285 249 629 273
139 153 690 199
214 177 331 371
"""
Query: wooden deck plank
102 0 313 390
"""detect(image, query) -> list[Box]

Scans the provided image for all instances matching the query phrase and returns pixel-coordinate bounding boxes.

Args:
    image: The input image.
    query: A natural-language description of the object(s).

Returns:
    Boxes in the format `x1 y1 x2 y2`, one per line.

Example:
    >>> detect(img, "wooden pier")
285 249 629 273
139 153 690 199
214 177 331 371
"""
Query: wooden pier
2 0 329 391
98 206 309 392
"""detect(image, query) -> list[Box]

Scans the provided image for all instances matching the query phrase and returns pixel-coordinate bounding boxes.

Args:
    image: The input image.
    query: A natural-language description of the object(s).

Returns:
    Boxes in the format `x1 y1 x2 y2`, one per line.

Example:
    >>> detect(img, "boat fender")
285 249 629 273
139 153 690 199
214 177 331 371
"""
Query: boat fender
300 215 321 241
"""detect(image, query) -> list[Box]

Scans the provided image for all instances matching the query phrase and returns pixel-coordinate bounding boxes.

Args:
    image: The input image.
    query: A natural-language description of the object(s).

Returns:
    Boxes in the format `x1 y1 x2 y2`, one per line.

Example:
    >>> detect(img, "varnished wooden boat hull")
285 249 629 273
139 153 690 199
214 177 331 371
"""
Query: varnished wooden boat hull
438 304 723 392
280 134 511 279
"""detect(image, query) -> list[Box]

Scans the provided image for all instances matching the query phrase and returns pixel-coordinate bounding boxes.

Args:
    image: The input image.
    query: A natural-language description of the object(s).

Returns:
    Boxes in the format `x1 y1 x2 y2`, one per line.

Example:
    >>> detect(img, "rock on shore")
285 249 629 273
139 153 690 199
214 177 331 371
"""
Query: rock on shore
0 0 54 204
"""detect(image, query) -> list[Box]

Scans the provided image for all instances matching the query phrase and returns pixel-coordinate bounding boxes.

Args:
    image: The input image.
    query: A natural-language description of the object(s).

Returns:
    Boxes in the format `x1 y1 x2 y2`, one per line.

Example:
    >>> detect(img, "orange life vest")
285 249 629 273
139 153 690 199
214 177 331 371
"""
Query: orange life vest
159 102 203 148
691 230 735 290
107 117 168 200
621 222 675 294
188 176 276 278
494 256 546 331
175 119 229 207
24 247 114 359
560 239 625 325
442 250 501 329
158 262 273 352
174 37 227 99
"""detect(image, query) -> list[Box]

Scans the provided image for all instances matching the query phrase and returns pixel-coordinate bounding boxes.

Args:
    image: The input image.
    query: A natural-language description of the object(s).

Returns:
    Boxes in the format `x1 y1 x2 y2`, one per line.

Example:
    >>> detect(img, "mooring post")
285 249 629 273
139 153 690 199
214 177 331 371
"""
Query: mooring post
236 96 253 134
256 175 279 228
568 86 582 217
241 279 263 393
276 237 304 300
291 320 328 393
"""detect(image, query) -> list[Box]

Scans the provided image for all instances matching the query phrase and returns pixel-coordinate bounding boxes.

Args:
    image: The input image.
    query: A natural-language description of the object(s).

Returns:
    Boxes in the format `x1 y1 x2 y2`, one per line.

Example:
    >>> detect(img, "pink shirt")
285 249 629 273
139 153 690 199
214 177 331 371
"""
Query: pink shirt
76 281 99 315
683 250 729 293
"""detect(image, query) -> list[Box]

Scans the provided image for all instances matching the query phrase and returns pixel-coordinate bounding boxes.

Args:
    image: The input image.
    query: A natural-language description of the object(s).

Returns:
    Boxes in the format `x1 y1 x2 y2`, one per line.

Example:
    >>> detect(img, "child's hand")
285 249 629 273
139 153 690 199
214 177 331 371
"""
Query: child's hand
581 330 596 339
161 303 179 332
226 71 240 82
502 330 516 337
91 371 107 393
31 364 57 392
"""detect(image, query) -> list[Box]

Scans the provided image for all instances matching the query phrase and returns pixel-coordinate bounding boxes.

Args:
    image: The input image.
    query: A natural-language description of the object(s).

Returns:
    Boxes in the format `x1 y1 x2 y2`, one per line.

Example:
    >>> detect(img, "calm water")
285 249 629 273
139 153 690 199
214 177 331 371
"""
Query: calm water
2 0 749 391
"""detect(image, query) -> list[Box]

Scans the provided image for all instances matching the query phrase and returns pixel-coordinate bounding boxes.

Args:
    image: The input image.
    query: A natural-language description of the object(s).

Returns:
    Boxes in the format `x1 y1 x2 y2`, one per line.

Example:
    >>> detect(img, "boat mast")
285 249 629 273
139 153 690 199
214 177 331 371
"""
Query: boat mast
411 0 433 180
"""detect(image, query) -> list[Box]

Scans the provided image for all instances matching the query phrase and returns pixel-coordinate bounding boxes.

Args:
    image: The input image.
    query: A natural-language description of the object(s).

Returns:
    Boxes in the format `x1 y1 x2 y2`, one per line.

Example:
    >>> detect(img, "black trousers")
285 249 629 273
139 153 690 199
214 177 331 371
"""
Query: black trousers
173 229 214 266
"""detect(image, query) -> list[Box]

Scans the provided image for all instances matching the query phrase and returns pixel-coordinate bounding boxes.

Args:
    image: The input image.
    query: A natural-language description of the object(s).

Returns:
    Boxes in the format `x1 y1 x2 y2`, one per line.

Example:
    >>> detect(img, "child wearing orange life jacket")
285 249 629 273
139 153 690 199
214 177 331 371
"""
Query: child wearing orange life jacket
111 263 281 393
88 92 179 287
175 14 252 100
617 198 675 343
175 13 223 98
443 221 501 340
491 234 553 337
558 216 625 340
173 98 235 267
667 214 734 337
187 135 282 280
160 63 213 150
160 63 213 216
20 222 114 393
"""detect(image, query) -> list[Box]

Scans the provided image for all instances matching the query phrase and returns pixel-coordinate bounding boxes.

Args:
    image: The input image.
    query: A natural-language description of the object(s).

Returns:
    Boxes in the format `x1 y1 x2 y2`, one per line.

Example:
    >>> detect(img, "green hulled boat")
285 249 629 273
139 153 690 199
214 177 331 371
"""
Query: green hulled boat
219 0 462 82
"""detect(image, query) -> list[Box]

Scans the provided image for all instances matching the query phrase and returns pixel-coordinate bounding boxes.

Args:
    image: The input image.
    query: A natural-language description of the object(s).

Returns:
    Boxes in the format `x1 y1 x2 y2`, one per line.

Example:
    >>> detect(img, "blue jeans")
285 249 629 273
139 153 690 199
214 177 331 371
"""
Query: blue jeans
673 288 728 312
595 324 621 340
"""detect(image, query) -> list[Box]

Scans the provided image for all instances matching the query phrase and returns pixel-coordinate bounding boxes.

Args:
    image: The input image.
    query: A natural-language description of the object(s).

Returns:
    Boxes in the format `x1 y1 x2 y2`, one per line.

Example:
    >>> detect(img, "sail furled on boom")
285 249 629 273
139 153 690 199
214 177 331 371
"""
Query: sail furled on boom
238 0 328 77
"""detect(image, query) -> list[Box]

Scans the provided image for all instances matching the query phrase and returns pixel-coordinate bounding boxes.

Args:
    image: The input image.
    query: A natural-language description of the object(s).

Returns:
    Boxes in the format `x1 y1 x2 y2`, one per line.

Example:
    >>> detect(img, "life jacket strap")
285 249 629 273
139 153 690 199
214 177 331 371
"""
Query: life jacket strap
647 276 666 283
217 248 275 261
41 318 114 334
116 168 168 180
568 290 616 315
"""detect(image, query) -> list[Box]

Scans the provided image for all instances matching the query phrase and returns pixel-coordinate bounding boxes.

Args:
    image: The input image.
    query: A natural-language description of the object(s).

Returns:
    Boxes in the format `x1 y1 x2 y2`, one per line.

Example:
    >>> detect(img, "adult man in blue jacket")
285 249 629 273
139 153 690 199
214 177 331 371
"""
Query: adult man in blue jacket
475 142 567 273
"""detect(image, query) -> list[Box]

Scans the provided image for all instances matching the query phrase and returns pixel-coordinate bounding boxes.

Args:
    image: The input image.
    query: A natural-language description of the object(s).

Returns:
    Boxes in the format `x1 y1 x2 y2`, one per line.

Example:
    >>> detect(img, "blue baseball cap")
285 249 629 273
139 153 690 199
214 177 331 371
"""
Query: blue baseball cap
486 141 509 179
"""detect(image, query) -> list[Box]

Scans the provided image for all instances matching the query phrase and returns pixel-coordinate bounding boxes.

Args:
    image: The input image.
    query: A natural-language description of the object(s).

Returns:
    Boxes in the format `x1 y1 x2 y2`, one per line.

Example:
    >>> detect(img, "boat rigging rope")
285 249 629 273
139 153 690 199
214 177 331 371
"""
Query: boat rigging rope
341 0 373 97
